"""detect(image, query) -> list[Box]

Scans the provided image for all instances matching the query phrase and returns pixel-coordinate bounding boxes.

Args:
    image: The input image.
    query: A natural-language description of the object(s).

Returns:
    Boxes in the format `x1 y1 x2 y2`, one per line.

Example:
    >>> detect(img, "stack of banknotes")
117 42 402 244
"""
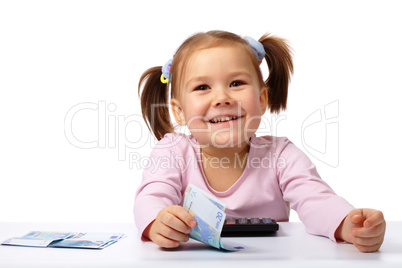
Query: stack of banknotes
183 184 246 251
2 231 126 249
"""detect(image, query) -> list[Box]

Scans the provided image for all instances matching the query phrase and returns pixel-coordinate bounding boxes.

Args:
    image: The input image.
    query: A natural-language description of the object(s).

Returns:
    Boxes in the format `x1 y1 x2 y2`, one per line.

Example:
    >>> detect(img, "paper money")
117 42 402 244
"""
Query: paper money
1 231 75 247
1 231 126 249
183 184 246 251
50 232 126 249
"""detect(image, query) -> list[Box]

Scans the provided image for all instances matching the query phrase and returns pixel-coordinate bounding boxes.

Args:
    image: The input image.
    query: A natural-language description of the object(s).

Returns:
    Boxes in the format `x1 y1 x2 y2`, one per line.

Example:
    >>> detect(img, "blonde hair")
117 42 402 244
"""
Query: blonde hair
138 30 293 140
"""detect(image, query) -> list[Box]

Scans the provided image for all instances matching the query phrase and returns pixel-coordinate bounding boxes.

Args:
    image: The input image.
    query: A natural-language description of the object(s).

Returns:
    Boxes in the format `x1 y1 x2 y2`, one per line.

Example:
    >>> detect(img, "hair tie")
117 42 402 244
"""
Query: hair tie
161 58 173 84
244 36 265 63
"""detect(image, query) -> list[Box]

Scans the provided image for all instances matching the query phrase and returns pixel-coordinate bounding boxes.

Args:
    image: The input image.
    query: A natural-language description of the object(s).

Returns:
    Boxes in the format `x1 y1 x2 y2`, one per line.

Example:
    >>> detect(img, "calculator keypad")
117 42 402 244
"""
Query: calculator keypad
221 217 279 237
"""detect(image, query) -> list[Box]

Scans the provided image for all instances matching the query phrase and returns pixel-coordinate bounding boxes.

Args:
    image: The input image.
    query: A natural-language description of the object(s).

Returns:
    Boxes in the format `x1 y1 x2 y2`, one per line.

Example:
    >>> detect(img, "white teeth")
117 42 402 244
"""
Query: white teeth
210 116 239 123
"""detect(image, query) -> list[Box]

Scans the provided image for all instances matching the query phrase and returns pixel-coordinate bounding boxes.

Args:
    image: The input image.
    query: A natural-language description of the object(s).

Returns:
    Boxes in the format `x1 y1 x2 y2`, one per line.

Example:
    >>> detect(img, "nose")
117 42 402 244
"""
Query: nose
212 88 233 107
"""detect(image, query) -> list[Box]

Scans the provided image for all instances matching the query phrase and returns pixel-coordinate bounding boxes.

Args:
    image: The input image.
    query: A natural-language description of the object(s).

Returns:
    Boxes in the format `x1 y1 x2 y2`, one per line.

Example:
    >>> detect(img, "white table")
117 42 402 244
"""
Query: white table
0 222 401 268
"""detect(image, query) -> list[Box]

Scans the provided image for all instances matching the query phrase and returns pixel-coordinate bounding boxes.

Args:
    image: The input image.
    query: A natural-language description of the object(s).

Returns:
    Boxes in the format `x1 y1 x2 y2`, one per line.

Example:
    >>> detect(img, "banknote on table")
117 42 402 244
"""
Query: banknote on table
1 231 76 247
49 232 126 249
183 184 246 251
1 231 126 249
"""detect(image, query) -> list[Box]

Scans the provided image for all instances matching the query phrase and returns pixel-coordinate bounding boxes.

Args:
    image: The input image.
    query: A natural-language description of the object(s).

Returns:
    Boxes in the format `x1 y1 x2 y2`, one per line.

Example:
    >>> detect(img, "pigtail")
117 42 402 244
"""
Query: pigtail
138 66 174 140
259 34 294 113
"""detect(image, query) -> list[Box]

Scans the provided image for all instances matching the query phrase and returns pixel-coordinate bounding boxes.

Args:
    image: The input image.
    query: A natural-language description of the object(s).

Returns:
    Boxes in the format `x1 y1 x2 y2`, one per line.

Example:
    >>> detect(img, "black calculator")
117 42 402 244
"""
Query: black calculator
221 217 279 237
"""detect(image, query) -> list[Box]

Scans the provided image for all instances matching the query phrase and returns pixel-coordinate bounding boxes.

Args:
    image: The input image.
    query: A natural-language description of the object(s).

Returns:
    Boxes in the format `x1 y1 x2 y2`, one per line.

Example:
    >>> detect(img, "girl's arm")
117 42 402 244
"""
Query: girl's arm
275 139 355 242
276 139 386 252
335 208 386 252
134 134 195 247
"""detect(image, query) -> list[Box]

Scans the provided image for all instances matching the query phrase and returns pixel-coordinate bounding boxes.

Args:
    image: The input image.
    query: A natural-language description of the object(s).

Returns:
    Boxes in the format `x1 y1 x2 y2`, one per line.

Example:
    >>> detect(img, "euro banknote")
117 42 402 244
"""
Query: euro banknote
183 184 246 251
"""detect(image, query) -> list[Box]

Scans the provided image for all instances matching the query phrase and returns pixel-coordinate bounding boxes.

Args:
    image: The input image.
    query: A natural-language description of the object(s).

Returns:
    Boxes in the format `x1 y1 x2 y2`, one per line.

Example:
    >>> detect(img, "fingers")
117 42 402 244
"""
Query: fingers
349 209 364 225
351 234 384 247
362 209 385 228
352 241 384 253
150 205 197 248
348 209 386 253
166 205 197 229
161 210 190 235
350 228 385 253
153 224 190 248
353 220 386 238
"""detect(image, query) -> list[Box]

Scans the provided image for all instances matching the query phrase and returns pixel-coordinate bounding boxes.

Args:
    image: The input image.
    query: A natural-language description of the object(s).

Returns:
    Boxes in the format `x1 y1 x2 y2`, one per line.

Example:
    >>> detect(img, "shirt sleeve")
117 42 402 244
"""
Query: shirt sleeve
275 139 354 242
133 135 184 240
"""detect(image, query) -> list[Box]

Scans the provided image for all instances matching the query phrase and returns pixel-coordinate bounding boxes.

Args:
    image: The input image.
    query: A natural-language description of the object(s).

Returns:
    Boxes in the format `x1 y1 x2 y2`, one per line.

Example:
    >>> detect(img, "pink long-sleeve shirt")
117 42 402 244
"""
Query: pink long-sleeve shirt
134 133 354 242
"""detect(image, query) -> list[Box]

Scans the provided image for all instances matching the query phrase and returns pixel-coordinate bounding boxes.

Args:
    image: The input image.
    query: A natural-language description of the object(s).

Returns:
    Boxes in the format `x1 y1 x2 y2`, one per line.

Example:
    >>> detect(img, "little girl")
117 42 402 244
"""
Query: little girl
134 30 385 252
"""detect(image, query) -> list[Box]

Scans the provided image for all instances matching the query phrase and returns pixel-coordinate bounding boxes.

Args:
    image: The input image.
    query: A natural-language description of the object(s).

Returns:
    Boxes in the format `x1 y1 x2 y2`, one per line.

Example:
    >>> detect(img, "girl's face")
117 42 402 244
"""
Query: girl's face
171 45 267 149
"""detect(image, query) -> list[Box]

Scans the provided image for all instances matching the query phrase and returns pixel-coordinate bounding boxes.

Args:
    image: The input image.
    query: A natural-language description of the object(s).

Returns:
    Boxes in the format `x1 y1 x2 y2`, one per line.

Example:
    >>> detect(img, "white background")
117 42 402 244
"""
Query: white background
1 0 401 223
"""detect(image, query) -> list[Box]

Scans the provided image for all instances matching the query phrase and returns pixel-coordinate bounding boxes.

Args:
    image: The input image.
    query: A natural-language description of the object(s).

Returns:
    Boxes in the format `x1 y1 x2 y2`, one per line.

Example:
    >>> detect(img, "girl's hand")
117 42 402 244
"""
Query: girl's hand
336 208 386 252
143 205 197 248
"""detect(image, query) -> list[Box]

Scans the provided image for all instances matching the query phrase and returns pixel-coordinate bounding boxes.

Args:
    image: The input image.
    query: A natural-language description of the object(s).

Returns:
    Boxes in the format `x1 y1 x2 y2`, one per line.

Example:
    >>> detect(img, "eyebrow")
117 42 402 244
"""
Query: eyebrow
185 76 209 88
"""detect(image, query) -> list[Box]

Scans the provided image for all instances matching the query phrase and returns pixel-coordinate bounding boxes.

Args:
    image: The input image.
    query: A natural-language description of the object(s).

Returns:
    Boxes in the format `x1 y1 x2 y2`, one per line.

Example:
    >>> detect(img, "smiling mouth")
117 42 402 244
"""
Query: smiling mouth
209 116 242 124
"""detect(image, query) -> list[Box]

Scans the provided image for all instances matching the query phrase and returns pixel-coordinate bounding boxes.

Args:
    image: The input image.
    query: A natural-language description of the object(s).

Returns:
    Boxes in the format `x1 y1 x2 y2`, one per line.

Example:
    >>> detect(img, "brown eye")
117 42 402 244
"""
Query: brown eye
230 80 245 87
195 84 209 91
